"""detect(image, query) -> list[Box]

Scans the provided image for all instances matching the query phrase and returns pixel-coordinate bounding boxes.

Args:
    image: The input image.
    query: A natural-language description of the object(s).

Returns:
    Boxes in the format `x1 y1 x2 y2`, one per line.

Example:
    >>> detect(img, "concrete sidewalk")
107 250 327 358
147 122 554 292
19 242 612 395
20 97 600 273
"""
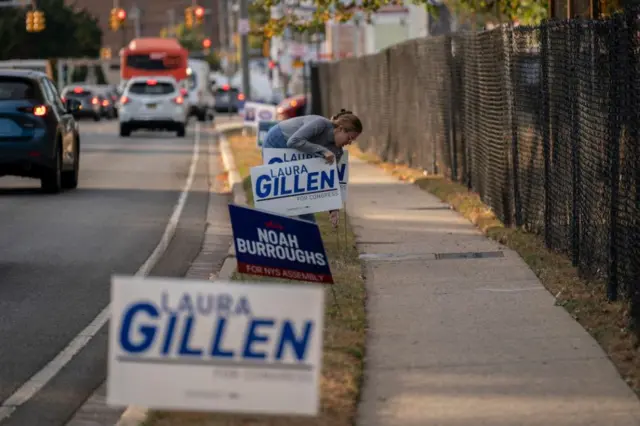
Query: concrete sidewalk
346 155 640 426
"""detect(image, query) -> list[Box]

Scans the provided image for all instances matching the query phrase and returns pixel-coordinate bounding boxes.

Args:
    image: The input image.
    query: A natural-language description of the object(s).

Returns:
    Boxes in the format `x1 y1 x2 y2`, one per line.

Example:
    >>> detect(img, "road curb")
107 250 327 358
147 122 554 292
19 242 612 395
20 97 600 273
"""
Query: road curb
114 126 245 426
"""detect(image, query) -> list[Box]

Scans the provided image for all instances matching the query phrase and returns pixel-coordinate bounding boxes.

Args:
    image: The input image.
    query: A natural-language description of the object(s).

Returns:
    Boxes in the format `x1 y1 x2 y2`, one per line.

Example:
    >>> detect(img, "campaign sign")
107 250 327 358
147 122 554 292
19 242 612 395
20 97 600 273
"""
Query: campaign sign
107 276 325 416
250 157 343 216
229 204 333 284
243 102 277 128
262 148 349 203
256 120 279 148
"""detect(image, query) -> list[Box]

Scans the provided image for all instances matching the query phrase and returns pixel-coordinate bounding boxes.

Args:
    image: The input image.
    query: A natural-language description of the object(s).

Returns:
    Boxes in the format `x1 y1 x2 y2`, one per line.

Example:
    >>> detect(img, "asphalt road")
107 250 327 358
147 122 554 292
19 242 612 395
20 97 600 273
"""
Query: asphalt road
0 119 220 425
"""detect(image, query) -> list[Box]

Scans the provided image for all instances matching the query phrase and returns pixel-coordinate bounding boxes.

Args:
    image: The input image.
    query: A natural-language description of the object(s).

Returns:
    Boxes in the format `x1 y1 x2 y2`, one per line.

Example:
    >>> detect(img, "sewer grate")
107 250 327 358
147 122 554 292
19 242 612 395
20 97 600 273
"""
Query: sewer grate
404 206 451 211
359 253 433 261
434 251 504 260
357 241 399 245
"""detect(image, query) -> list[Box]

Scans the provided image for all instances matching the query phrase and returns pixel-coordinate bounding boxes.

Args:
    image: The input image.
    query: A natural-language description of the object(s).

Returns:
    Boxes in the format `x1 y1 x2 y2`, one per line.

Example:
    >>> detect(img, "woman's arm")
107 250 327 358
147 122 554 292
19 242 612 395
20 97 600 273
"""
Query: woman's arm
286 117 332 156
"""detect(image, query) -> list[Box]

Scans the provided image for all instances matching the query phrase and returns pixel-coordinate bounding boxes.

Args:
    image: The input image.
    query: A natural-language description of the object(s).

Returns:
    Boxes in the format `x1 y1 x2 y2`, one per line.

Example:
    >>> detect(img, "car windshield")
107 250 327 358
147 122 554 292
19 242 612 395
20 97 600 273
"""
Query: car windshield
128 82 175 95
0 78 36 100
188 72 197 91
65 90 93 98
216 88 239 95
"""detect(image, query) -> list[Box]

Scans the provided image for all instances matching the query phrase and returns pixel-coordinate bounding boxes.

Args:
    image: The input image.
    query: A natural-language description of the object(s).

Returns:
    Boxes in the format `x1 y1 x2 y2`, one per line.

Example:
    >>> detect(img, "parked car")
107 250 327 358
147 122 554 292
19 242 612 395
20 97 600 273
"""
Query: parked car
187 59 214 121
0 70 81 193
118 76 189 137
93 85 119 119
60 85 103 121
276 94 307 120
213 84 244 113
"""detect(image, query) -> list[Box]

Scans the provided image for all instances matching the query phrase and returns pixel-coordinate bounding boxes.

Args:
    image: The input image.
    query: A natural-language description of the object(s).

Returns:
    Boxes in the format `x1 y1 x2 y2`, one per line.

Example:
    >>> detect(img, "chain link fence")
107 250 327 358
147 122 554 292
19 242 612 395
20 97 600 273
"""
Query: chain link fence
313 9 640 329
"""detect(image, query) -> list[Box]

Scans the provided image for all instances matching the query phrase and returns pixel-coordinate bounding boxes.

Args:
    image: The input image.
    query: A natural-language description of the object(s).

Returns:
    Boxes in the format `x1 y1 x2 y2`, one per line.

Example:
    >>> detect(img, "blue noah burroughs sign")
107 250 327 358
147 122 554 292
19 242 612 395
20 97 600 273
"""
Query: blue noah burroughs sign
229 204 334 284
107 276 325 416
256 120 278 148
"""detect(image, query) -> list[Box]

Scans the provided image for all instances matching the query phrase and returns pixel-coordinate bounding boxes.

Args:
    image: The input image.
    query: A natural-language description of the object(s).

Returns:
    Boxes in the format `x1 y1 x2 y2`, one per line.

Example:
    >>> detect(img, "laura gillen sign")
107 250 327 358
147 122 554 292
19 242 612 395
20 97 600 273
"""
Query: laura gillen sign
107 276 325 416
262 148 349 202
250 157 343 216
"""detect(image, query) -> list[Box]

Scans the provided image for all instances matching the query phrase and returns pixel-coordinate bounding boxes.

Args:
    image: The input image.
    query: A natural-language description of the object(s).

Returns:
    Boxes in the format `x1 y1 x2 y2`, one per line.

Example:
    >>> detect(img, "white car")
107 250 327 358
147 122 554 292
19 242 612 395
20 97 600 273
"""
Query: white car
187 59 214 121
118 76 188 138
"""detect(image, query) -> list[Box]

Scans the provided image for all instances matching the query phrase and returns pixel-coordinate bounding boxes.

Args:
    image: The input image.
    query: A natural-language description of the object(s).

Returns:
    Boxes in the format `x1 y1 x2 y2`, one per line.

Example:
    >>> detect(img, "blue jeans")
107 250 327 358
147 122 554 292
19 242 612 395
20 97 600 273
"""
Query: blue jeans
261 126 316 224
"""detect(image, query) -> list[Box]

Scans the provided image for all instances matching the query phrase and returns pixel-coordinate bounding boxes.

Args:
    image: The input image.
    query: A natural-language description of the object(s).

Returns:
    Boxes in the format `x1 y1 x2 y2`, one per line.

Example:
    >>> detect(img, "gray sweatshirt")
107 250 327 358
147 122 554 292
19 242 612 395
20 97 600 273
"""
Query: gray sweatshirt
278 115 343 162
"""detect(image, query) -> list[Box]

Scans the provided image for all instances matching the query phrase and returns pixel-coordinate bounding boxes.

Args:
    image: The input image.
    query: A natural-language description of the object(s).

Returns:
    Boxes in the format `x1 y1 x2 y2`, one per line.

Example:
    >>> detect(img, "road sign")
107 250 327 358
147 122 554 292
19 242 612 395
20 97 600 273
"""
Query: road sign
238 18 250 35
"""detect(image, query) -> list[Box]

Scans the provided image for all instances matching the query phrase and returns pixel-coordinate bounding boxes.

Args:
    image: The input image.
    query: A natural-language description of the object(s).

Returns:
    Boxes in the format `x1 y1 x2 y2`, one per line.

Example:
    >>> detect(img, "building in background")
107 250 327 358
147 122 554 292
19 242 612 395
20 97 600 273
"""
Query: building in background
65 0 221 56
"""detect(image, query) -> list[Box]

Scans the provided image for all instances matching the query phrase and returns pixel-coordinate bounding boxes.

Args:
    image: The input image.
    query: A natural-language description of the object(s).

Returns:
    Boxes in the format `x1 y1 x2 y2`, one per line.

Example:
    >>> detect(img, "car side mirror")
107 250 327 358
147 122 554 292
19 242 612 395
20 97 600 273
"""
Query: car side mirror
66 98 81 113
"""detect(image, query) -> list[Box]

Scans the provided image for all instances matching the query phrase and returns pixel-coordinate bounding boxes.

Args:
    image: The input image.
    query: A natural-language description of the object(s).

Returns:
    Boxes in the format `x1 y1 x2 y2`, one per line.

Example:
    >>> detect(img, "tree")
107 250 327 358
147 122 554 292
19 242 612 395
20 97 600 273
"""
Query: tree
0 0 102 60
448 0 548 26
248 0 548 35
159 24 221 71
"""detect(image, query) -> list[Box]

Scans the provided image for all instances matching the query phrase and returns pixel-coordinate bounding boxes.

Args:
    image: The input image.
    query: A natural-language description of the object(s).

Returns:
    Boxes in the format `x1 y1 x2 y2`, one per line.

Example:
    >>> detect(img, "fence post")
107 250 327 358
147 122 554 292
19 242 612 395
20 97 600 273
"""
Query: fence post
506 26 523 227
607 15 623 302
570 22 582 267
540 22 552 247
445 36 458 180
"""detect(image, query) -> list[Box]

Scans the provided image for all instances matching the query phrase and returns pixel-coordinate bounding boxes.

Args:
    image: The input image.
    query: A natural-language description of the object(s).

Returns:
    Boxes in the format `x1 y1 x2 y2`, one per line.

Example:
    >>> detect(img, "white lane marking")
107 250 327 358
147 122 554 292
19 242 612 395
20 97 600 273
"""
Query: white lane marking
0 122 202 422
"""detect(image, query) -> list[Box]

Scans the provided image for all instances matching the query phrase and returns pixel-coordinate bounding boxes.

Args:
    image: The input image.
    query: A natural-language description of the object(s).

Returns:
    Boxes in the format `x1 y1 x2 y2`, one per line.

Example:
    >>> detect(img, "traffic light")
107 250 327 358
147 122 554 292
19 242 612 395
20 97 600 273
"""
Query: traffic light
202 38 211 49
33 10 45 32
116 8 126 22
194 6 204 25
184 6 193 29
109 8 126 31
25 10 34 32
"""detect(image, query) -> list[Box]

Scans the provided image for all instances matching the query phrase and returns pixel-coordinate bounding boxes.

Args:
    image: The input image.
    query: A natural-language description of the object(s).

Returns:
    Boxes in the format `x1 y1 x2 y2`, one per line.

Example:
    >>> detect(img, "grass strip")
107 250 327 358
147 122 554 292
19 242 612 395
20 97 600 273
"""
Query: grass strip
148 133 367 425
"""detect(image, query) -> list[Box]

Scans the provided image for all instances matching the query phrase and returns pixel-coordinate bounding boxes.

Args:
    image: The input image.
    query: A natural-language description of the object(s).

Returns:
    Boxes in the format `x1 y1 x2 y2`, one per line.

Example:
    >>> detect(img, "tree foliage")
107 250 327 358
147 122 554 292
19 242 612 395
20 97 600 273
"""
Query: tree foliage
0 0 102 60
449 0 548 26
247 0 548 36
159 24 221 70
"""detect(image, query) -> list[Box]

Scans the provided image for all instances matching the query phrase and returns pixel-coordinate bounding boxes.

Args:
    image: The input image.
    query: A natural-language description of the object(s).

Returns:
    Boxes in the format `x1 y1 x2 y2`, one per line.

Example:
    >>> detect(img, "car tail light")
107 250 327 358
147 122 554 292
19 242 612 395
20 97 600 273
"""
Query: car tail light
147 79 157 85
180 88 188 96
120 96 130 105
290 100 298 107
173 96 184 105
33 105 47 116
102 99 110 107
222 84 229 91
277 107 284 113
73 87 83 93
238 93 245 101
91 97 99 105
18 105 48 116
61 96 66 103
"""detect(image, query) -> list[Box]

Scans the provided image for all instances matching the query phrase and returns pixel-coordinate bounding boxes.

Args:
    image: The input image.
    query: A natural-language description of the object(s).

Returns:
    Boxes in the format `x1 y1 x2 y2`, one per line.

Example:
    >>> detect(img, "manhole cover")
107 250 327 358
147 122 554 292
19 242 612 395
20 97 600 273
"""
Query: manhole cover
434 251 504 260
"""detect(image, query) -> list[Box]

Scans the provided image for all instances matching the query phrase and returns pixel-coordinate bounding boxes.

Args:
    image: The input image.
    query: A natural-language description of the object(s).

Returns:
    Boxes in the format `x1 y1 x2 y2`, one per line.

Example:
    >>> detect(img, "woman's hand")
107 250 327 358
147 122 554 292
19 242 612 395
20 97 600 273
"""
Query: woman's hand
323 151 336 165
329 210 340 228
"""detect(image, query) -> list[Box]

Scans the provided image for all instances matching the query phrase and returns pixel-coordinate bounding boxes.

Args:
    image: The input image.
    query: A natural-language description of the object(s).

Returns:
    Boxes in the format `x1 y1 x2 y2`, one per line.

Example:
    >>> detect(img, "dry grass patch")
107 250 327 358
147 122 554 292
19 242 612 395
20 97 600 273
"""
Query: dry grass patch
350 144 640 396
147 134 367 425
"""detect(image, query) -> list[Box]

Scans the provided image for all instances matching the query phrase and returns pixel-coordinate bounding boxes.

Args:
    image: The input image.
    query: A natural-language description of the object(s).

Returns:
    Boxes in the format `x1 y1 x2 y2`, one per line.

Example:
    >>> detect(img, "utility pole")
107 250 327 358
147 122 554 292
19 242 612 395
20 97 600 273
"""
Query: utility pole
168 9 175 36
239 0 251 100
218 0 227 50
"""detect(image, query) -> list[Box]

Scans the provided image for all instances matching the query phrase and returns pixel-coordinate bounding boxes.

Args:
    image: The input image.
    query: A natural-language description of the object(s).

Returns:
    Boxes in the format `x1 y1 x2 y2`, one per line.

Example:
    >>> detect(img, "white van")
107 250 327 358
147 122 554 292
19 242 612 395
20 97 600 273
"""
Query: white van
187 59 214 121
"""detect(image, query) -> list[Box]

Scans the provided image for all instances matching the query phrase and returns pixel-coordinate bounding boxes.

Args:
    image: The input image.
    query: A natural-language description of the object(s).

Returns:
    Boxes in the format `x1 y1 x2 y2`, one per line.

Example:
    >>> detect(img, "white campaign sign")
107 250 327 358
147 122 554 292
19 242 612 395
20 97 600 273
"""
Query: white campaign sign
250 157 343 216
262 148 349 203
107 276 325 416
243 101 278 128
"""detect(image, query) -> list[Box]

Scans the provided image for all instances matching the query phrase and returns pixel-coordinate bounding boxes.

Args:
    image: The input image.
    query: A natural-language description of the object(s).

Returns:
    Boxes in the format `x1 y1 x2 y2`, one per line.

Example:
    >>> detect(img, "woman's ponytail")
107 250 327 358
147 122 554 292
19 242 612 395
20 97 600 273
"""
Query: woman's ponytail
331 108 352 121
